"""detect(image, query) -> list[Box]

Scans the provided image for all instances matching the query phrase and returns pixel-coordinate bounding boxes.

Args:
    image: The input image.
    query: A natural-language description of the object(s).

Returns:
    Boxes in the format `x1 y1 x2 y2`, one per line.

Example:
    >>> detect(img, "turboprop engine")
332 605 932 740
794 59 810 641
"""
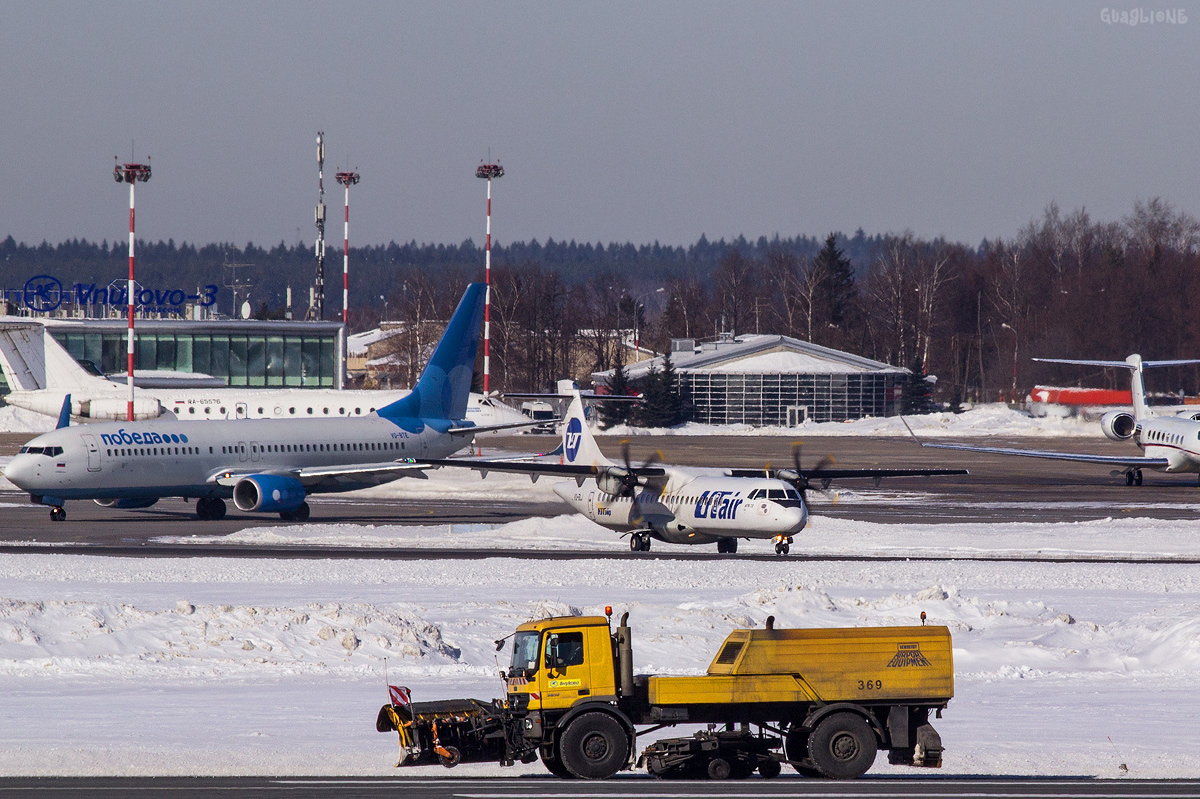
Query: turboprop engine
1100 410 1137 441
595 467 637 498
232 474 306 512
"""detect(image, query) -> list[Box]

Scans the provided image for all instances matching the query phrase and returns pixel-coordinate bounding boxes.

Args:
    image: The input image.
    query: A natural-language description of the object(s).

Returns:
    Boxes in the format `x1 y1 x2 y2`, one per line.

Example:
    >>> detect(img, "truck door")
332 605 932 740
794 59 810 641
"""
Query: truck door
543 630 591 704
80 434 101 472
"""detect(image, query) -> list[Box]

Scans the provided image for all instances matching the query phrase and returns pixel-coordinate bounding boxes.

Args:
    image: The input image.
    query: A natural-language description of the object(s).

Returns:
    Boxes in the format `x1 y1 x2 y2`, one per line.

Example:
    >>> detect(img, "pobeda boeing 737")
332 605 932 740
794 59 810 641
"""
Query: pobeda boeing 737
4 284 508 522
423 395 967 555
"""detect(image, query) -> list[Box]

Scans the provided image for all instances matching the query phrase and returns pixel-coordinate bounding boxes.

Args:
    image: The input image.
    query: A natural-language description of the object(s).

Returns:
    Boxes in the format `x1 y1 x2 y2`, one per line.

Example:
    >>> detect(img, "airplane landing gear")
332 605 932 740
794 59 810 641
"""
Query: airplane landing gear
280 502 311 522
196 497 227 521
1125 469 1143 486
717 537 738 554
49 507 66 522
774 536 792 556
630 533 651 552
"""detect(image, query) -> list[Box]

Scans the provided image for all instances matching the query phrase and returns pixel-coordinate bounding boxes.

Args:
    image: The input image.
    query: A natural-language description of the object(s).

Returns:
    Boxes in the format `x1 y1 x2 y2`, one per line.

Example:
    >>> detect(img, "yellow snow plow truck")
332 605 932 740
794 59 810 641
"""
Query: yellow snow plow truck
377 610 953 780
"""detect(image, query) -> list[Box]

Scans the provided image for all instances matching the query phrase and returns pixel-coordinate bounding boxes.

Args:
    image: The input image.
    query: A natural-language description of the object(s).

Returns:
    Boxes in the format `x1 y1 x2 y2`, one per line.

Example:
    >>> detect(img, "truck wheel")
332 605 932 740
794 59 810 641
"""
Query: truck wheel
757 759 782 779
707 757 731 780
808 713 877 779
559 712 629 779
541 749 575 779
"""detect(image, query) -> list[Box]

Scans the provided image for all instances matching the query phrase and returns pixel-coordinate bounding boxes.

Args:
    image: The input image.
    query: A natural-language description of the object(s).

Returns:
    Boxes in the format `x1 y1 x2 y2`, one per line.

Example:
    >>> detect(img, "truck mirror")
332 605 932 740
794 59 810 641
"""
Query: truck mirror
546 634 561 671
494 639 505 652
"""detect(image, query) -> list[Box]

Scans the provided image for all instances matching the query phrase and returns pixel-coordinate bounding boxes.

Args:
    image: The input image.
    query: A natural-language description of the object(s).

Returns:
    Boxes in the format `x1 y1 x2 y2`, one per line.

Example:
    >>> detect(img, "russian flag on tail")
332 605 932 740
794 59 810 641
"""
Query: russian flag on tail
388 685 411 708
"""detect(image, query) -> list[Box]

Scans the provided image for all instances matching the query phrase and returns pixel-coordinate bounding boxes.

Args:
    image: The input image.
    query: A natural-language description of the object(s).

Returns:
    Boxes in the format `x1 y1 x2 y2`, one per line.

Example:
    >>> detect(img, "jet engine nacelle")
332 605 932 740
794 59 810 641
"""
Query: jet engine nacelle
1100 410 1137 441
232 474 306 512
79 397 164 421
595 467 636 498
93 498 160 509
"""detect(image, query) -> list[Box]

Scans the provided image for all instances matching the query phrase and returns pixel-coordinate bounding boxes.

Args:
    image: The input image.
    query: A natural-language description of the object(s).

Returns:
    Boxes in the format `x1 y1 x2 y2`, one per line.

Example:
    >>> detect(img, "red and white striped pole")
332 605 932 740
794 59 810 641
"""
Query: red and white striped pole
475 162 504 395
113 159 151 421
335 171 359 325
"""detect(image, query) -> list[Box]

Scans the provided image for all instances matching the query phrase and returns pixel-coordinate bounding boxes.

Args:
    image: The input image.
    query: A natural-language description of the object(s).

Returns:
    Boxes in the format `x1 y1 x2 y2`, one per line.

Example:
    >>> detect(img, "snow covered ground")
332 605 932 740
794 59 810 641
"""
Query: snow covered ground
1 514 1198 778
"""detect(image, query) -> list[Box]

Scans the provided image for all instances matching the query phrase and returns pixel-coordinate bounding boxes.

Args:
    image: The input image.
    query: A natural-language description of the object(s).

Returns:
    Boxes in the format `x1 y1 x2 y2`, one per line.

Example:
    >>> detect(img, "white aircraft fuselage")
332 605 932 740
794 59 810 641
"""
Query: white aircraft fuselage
6 414 449 503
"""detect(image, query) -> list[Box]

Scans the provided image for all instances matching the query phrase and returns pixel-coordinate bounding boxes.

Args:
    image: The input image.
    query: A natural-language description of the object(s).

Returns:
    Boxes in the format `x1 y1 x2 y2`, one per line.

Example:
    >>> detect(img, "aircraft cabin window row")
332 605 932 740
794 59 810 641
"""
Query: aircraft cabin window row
105 447 201 457
1148 430 1187 445
185 406 375 417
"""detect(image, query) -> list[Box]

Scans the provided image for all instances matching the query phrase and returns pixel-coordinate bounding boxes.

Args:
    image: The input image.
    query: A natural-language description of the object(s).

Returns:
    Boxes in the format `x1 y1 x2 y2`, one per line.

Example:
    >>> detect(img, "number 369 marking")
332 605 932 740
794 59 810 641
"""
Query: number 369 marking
858 679 882 690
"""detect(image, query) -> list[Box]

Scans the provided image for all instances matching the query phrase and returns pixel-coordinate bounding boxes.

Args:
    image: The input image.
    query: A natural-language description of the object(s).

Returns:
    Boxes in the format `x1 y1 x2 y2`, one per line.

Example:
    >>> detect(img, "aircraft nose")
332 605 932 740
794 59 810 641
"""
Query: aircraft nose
786 504 808 531
2 457 34 490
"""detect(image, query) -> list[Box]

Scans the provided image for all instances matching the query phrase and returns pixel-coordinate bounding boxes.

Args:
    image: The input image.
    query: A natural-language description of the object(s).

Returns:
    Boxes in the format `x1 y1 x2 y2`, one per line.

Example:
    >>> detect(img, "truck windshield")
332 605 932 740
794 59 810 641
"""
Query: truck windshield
510 631 541 678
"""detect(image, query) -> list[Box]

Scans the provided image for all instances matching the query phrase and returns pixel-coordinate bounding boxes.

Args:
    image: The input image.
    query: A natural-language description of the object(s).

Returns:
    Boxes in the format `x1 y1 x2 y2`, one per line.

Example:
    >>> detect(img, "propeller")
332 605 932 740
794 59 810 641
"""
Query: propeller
776 443 835 505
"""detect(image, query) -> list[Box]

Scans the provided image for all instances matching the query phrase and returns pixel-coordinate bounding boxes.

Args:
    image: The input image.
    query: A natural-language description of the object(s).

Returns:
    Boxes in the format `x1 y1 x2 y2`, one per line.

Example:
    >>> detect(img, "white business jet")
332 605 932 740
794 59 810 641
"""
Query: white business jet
0 319 525 430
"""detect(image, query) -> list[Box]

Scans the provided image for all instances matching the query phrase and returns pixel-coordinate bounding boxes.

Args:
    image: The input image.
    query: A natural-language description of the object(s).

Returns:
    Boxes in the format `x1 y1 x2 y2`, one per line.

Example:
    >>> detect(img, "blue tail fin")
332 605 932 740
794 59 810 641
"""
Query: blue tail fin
377 284 486 421
56 394 71 429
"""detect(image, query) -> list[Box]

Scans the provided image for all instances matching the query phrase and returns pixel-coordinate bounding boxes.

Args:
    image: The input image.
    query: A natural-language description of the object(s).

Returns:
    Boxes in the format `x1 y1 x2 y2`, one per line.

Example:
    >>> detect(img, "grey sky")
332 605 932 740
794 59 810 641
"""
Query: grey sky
2 2 1197 250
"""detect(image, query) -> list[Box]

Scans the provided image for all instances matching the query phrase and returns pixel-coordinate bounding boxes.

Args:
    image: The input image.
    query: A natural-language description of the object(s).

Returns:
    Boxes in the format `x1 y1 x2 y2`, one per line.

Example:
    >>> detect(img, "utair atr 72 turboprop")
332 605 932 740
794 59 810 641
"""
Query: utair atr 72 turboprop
906 354 1200 486
425 396 967 555
4 284 505 522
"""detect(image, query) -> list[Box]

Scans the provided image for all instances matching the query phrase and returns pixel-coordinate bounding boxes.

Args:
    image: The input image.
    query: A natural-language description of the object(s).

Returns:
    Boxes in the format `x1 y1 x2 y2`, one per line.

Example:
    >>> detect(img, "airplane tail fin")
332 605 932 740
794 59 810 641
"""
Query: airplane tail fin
0 323 111 392
376 284 486 421
561 394 613 468
1033 354 1200 421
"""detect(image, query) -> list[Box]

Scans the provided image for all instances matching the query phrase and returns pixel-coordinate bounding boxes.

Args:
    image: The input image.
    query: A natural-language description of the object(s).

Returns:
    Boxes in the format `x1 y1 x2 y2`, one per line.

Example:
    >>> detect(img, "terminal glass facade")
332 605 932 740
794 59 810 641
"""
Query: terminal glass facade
50 324 341 388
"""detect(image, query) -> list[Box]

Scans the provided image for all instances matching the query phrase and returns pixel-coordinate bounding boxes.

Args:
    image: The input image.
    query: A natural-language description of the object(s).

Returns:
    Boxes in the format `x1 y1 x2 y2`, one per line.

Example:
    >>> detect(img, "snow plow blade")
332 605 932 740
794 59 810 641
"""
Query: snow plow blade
376 698 510 767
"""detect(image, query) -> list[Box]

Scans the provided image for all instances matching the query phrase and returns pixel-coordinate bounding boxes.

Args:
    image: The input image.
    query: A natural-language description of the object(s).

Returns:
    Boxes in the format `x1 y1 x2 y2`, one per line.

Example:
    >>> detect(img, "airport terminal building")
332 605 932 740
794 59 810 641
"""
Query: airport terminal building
594 334 909 426
1 316 345 391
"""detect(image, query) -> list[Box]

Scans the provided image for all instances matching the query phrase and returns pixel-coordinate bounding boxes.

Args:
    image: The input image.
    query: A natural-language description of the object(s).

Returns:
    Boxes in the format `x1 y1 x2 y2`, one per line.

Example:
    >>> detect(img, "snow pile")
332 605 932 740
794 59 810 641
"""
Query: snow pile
0 540 1197 777
0 405 55 434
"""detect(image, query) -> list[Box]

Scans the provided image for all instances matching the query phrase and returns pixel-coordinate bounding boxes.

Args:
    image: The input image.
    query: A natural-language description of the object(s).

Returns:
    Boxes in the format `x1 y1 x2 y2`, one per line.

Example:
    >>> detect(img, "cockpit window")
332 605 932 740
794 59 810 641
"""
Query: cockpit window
768 489 788 500
18 446 61 456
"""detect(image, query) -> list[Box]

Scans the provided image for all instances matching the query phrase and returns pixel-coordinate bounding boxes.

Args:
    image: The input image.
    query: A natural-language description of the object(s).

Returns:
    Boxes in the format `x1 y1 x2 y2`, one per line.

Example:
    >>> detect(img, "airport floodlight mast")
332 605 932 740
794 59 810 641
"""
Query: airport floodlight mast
310 132 327 321
113 157 151 422
335 170 360 325
475 161 504 394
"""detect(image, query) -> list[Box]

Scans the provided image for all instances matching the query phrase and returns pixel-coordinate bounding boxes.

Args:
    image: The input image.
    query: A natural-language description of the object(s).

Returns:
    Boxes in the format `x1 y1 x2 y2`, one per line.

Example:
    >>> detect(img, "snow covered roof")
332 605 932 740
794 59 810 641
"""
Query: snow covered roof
347 326 403 357
595 334 908 382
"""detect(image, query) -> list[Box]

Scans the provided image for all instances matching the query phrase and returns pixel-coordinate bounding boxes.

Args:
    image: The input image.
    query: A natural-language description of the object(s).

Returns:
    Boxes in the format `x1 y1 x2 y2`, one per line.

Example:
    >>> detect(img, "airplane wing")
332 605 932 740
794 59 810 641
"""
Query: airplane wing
905 441 1169 468
209 460 434 488
446 418 560 435
897 416 1169 468
418 456 666 483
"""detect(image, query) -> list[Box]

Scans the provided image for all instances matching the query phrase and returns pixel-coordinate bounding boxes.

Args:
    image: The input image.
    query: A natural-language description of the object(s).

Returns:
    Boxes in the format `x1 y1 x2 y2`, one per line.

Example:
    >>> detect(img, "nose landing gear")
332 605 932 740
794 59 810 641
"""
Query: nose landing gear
773 535 793 555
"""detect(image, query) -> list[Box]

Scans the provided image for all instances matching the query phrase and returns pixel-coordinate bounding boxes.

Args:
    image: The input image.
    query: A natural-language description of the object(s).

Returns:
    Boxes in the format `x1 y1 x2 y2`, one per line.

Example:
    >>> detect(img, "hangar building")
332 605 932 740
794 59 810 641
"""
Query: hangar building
593 334 909 426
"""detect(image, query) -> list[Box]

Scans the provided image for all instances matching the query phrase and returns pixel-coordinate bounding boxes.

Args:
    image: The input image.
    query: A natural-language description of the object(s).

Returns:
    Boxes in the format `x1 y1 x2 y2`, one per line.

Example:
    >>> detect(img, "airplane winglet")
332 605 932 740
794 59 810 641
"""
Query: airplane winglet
56 394 71 429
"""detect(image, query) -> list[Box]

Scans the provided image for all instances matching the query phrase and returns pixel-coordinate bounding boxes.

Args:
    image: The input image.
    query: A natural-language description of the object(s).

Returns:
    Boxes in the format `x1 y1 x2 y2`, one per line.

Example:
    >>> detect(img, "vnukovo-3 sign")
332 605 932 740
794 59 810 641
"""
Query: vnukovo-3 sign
16 274 218 316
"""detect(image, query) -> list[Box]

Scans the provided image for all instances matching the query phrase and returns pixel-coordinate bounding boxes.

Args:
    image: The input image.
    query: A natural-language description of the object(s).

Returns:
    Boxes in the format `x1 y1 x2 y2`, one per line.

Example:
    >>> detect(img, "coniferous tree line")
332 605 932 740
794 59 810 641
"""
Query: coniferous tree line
4 198 1200 404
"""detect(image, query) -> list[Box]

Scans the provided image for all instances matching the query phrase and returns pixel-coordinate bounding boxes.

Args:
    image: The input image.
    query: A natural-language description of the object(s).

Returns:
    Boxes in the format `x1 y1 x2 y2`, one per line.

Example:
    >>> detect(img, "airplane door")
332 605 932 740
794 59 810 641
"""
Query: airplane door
587 491 596 519
235 403 248 419
81 434 101 472
238 441 249 463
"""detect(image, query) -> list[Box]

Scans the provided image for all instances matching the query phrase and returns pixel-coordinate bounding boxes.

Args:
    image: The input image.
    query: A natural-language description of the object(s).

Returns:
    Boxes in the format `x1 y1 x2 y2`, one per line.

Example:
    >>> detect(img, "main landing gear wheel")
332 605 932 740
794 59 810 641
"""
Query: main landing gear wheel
49 507 66 522
279 502 311 522
630 533 651 552
196 497 227 521
717 537 738 554
1125 469 1143 486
